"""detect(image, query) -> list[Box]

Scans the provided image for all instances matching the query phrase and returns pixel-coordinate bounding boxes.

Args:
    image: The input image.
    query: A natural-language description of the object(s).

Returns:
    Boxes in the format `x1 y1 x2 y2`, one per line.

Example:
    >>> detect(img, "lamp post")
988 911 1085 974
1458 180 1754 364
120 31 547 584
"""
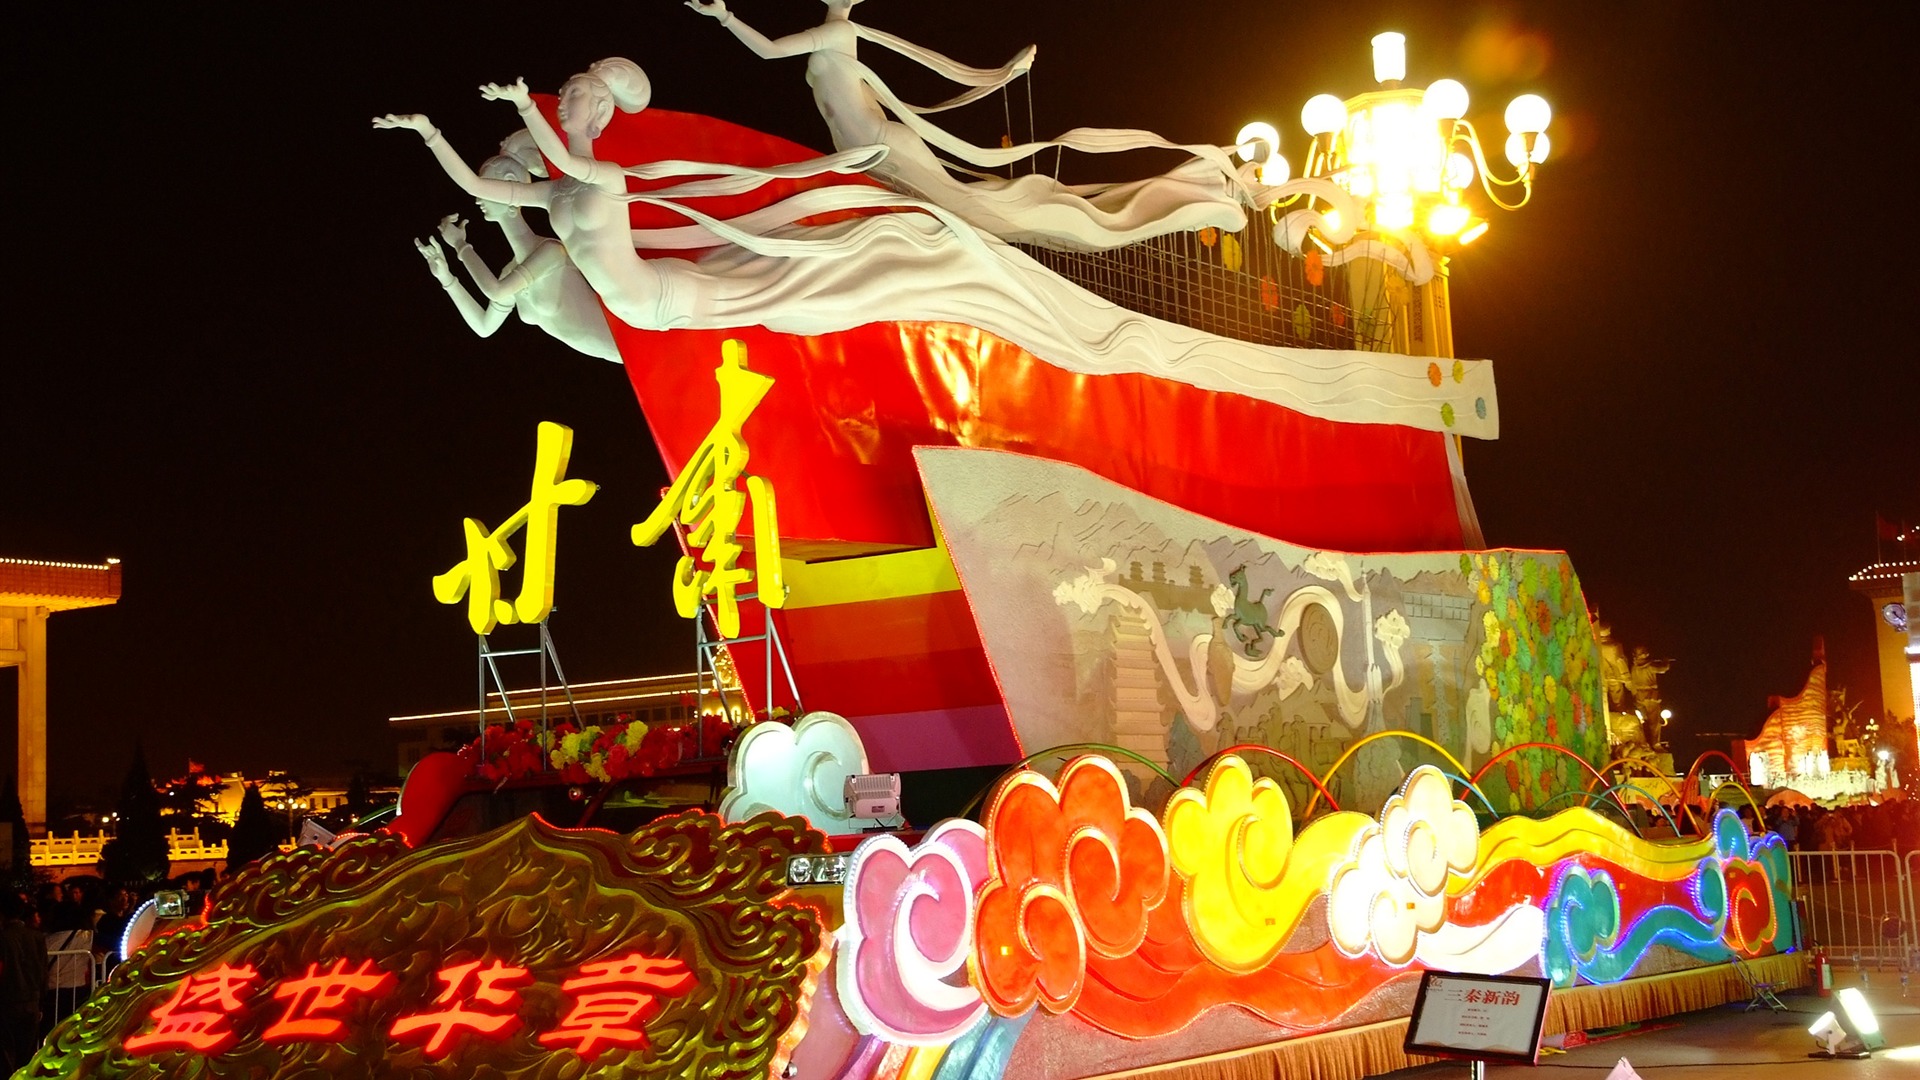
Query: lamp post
1231 31 1551 544
1238 31 1551 261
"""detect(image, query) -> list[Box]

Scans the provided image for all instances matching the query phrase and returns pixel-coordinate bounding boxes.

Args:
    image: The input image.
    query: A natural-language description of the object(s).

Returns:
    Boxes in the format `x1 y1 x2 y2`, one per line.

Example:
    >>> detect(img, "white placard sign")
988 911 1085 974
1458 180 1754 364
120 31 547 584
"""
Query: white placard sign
1404 971 1553 1065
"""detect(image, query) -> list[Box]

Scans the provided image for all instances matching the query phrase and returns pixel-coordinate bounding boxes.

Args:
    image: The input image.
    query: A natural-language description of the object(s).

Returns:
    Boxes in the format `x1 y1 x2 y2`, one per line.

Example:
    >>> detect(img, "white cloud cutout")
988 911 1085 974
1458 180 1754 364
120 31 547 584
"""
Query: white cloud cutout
718 711 873 833
1327 765 1481 965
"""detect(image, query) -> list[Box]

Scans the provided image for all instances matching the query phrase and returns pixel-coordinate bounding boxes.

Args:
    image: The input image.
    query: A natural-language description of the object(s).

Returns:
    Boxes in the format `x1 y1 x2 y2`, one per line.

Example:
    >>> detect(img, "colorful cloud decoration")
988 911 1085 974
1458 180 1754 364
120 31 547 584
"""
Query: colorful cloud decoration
719 710 875 832
839 820 991 1044
1326 767 1481 965
970 757 1169 1015
834 754 1796 1052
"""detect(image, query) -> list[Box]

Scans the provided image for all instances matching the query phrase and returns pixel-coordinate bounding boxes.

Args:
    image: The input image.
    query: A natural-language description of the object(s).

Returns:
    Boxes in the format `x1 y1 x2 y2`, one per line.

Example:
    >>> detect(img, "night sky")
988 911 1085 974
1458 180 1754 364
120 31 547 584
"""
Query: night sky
8 1 1916 807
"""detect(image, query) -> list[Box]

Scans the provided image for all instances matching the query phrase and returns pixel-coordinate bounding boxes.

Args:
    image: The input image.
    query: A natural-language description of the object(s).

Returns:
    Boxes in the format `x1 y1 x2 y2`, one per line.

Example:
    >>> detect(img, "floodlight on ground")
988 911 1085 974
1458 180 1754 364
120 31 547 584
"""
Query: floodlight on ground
1810 1011 1848 1055
1808 986 1885 1058
1837 987 1885 1050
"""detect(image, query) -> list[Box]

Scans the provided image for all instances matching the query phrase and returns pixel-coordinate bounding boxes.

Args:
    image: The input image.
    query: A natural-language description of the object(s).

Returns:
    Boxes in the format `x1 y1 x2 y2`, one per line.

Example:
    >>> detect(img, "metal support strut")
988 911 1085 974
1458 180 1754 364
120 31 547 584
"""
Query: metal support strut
474 618 586 762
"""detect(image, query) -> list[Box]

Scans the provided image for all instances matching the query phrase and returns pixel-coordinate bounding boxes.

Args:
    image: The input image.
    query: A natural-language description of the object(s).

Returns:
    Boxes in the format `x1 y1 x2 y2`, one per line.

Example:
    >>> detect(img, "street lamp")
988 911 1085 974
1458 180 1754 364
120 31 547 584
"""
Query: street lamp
1241 31 1551 254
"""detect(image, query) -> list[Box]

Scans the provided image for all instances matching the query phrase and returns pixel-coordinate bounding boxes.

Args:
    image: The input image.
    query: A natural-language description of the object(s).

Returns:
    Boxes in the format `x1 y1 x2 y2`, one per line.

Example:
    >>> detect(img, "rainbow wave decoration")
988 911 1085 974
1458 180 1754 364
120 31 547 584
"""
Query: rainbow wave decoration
822 756 1796 1076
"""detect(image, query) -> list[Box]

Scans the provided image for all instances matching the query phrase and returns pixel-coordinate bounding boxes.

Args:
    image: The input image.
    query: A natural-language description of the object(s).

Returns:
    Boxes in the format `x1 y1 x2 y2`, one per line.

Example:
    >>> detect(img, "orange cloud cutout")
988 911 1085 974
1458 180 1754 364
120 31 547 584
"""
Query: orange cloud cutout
970 757 1168 1015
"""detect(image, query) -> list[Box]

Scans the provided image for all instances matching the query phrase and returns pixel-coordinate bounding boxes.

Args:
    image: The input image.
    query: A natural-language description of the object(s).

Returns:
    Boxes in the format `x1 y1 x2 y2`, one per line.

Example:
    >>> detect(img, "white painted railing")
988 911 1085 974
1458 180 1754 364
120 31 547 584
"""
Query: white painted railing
28 828 231 867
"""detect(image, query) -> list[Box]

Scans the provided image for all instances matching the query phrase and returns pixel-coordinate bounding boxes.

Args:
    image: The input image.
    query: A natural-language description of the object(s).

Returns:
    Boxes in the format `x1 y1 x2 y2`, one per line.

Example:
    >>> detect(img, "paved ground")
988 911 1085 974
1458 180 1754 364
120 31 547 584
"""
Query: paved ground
1383 982 1920 1080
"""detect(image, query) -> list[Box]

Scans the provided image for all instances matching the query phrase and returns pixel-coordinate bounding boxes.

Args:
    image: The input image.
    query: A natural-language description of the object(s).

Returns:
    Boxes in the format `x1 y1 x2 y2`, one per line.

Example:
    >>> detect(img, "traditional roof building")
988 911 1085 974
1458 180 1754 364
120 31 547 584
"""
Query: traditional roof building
2 556 122 832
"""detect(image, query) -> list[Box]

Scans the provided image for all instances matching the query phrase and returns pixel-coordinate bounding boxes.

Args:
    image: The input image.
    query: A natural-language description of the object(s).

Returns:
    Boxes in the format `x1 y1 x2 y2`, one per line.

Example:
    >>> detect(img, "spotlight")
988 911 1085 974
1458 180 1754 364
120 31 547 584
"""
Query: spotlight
845 772 902 819
1808 987 1885 1058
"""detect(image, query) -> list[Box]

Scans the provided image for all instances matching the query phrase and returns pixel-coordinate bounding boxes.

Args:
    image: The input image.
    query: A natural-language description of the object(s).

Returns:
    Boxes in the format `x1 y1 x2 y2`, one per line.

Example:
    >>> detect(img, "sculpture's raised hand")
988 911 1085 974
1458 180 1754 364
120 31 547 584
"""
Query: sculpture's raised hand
686 0 728 21
438 214 469 248
415 236 453 285
373 113 435 136
479 78 532 109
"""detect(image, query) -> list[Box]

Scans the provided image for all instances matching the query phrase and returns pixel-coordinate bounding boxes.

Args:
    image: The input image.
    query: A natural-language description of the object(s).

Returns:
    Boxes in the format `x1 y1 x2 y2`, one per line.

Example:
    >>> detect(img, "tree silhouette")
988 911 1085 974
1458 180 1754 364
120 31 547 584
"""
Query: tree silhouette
1 778 30 888
99 743 169 884
346 773 371 818
227 784 279 867
259 771 313 842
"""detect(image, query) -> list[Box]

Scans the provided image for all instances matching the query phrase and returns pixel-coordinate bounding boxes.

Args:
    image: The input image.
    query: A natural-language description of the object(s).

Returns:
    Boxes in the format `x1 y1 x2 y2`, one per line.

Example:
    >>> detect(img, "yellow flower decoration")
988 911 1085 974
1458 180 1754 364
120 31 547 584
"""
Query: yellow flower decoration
621 721 649 752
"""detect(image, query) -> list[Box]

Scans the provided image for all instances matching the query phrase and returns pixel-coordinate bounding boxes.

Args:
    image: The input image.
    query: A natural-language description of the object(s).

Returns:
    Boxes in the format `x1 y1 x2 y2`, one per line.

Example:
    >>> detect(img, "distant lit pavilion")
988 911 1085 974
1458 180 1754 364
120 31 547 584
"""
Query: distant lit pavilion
2 556 122 833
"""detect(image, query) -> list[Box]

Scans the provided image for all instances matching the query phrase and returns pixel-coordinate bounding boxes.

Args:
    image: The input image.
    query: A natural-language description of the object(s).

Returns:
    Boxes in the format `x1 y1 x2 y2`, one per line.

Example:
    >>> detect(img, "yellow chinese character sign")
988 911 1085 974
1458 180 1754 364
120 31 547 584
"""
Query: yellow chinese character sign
631 340 783 639
433 421 598 635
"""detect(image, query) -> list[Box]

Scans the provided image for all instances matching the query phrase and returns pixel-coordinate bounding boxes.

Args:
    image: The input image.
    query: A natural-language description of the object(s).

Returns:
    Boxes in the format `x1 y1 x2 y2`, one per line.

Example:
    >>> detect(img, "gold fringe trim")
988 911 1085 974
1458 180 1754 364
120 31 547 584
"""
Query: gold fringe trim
1092 953 1808 1080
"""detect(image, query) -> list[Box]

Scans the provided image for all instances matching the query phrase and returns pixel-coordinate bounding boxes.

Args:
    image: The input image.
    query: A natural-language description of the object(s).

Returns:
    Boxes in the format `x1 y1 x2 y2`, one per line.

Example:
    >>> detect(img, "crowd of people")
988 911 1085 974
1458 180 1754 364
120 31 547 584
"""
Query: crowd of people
0 870 220 1071
1764 796 1920 856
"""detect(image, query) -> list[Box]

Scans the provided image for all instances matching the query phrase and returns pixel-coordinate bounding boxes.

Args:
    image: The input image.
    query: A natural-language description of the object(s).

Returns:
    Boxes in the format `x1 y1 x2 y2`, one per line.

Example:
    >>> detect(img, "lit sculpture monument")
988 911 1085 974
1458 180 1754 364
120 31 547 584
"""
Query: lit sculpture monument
687 0 1250 250
415 131 619 363
47 18 1769 1080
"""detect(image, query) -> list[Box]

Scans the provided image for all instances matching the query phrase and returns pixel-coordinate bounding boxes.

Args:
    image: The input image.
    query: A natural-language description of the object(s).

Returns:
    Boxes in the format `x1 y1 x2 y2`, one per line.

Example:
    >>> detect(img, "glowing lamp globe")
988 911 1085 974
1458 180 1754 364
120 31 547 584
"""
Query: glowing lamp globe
1423 78 1469 120
1444 150 1476 190
1259 155 1292 185
1302 94 1348 137
1505 131 1551 167
1427 202 1470 236
1375 193 1415 231
1505 93 1552 134
1235 121 1281 163
1371 32 1407 83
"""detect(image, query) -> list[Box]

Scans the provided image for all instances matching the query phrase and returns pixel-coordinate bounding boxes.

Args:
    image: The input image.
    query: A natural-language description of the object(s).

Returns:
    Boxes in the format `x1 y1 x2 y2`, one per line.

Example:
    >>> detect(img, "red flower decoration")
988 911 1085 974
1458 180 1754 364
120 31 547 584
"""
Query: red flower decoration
454 716 736 786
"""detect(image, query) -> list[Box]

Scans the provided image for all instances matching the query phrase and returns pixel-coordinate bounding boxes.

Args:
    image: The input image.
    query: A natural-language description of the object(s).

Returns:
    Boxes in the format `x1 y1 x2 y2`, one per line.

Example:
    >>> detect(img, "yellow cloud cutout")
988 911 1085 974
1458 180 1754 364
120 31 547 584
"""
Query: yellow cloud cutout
1164 756 1368 972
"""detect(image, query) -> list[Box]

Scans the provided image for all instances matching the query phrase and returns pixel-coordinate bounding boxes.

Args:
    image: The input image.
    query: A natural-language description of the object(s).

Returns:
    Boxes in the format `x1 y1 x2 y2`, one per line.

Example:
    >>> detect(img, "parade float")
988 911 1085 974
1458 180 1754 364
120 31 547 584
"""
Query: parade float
27 11 1803 1079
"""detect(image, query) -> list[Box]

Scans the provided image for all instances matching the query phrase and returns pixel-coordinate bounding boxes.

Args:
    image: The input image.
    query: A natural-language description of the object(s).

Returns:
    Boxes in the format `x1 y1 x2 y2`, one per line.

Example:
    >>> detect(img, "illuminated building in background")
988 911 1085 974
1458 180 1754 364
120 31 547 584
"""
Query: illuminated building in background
1848 555 1919 726
1735 638 1897 800
1849 550 1919 782
1 556 122 833
1736 641 1833 790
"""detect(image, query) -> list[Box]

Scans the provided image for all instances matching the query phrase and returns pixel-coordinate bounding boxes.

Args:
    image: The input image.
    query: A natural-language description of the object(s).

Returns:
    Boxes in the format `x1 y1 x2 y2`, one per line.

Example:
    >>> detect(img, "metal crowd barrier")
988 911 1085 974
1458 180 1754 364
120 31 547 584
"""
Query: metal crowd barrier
42 947 96 1037
1787 849 1916 979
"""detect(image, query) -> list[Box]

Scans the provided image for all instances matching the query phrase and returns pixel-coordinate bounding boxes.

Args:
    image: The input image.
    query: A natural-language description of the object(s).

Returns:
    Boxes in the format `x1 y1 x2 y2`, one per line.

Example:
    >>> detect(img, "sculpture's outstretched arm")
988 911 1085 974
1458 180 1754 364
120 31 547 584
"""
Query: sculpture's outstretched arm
687 0 824 60
442 215 568 306
373 113 551 208
418 234 510 337
478 81 618 187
